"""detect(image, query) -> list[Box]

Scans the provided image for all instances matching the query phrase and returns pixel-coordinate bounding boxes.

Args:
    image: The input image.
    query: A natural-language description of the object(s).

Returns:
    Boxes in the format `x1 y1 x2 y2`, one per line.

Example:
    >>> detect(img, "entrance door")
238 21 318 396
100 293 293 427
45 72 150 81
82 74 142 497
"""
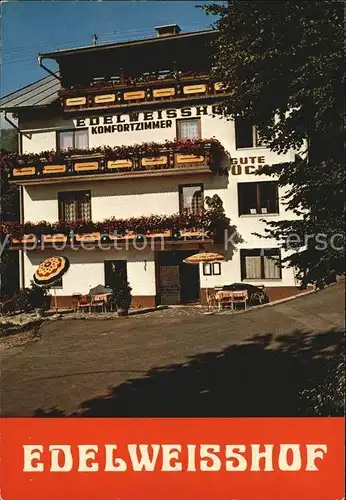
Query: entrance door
104 260 127 289
157 251 200 305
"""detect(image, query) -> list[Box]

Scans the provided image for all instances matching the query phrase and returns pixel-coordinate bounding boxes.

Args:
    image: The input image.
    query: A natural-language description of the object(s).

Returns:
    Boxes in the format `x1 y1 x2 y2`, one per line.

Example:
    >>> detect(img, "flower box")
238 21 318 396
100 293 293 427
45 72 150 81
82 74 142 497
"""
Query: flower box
75 232 101 242
107 159 132 169
146 230 171 239
176 154 205 164
123 91 145 101
12 235 37 244
180 230 208 239
108 231 135 241
94 94 116 104
12 166 36 177
141 156 168 167
153 88 176 98
42 164 67 175
43 234 68 243
74 162 99 172
183 84 207 95
65 97 86 106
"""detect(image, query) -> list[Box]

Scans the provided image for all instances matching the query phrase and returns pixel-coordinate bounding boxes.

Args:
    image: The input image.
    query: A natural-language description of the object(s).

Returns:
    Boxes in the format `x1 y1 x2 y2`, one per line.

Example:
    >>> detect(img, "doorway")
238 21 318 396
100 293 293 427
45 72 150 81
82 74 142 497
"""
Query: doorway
156 251 200 305
104 260 127 289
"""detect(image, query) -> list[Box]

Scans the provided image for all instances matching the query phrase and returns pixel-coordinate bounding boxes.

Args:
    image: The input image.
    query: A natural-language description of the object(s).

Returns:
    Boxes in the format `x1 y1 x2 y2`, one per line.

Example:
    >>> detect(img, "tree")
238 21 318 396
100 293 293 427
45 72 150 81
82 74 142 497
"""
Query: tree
1 130 20 298
202 0 345 286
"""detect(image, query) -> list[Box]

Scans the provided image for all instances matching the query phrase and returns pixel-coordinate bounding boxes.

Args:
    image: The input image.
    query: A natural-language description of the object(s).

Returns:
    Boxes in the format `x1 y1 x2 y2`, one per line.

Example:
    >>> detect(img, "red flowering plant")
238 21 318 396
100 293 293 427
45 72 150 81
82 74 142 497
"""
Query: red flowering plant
1 139 228 172
2 212 217 242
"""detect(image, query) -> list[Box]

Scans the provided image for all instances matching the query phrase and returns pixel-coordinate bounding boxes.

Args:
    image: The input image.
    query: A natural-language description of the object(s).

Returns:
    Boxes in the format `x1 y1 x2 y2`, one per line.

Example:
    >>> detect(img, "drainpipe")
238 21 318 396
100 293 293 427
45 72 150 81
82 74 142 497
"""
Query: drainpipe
38 56 62 82
4 111 21 134
4 111 31 139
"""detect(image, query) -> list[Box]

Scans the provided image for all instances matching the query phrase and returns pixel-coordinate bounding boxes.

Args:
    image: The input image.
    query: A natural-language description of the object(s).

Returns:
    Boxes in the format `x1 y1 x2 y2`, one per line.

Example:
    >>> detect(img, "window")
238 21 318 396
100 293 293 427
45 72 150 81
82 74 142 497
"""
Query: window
203 262 222 276
104 260 127 289
57 129 88 151
58 191 91 221
240 249 282 280
235 118 262 149
176 118 201 140
179 184 204 215
238 182 279 215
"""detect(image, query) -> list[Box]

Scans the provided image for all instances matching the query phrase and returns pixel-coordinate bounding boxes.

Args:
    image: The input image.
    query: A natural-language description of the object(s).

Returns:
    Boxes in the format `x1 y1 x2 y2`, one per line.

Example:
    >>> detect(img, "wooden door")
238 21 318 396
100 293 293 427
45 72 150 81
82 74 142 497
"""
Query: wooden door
159 264 181 305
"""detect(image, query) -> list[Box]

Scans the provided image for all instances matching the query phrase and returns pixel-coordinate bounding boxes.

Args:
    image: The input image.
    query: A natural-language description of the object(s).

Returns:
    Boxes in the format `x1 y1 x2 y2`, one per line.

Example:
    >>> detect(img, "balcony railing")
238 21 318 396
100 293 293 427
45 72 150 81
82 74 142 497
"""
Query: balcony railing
59 73 229 112
3 212 218 248
7 139 227 183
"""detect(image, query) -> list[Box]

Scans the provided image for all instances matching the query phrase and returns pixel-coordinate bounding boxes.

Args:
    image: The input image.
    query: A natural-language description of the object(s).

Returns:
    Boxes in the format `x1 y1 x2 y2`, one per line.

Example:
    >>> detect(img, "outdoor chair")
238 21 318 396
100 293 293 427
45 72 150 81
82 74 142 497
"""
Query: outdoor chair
91 294 107 313
72 293 82 313
230 291 248 310
205 288 217 309
77 295 91 314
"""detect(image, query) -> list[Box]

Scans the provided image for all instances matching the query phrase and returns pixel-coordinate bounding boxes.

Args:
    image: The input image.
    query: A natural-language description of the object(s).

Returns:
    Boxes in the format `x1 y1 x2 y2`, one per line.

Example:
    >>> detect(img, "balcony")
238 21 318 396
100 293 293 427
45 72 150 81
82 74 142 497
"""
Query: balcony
3 212 220 249
58 72 230 113
7 139 228 184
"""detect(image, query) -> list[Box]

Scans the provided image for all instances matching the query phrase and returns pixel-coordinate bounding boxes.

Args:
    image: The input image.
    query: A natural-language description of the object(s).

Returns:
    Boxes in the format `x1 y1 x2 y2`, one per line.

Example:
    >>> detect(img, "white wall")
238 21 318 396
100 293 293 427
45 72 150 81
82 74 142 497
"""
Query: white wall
20 103 299 292
24 248 156 297
22 130 56 154
23 172 228 223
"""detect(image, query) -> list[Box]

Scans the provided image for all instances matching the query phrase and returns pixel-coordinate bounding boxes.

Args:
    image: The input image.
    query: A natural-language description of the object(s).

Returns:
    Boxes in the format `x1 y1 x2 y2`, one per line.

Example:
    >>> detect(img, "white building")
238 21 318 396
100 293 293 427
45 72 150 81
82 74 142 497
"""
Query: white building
1 25 302 308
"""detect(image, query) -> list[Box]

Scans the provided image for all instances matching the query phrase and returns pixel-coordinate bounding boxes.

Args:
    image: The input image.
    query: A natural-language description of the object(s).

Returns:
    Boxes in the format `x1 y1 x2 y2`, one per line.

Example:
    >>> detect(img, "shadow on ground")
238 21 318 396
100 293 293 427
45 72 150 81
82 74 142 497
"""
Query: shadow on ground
35 328 345 418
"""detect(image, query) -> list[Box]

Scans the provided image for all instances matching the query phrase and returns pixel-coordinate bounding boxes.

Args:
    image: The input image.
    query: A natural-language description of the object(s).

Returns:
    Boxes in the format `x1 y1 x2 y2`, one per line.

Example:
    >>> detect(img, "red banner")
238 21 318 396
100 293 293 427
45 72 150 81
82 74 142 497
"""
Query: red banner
1 418 344 500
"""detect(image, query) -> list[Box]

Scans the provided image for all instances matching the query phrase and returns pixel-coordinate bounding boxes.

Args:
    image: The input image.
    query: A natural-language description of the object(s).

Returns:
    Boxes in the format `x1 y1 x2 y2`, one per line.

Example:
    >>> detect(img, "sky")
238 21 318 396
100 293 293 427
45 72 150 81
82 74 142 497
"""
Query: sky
1 0 221 98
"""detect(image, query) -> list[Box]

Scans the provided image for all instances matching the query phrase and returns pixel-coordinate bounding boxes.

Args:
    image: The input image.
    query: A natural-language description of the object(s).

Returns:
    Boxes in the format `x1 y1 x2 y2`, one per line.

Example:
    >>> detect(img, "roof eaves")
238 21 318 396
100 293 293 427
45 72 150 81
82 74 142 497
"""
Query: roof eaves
39 29 218 59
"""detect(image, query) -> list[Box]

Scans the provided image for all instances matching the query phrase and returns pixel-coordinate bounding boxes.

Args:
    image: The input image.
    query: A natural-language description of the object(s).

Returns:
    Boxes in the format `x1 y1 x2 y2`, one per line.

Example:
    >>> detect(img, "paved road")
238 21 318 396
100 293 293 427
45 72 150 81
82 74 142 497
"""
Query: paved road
1 283 344 417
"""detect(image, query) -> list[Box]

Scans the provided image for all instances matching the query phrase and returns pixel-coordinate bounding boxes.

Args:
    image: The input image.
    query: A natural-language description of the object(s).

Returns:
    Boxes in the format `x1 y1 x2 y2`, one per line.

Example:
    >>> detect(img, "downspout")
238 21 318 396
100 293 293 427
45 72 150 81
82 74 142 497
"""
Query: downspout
4 111 21 134
4 111 31 139
38 56 62 82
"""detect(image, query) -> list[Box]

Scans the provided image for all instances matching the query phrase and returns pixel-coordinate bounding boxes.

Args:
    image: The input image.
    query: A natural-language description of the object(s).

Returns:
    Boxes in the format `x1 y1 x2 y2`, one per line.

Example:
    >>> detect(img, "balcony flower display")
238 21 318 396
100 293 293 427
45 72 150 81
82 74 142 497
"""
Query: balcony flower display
1 138 228 173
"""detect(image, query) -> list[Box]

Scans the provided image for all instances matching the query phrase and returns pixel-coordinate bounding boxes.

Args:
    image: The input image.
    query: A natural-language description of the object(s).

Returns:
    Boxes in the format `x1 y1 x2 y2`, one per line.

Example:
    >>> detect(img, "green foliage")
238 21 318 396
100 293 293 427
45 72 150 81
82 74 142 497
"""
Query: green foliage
0 129 18 153
300 357 345 416
205 194 242 245
110 280 132 310
202 0 345 284
10 281 50 313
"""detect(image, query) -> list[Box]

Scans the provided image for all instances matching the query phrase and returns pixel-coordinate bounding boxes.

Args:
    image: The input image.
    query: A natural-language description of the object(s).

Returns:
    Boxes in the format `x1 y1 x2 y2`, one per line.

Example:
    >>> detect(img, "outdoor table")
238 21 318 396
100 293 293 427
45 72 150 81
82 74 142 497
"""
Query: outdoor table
214 290 248 311
91 293 112 312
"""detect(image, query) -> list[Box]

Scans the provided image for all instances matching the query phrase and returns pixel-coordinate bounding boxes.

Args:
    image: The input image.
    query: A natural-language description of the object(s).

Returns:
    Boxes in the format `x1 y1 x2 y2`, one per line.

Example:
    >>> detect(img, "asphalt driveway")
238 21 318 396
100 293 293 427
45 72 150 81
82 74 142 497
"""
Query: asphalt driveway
1 283 344 417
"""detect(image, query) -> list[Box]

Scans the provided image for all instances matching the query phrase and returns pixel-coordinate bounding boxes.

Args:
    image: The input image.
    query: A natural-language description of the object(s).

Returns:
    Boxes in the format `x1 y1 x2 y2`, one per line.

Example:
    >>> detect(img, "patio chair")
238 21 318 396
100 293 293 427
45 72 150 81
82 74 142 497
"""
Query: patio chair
77 295 91 314
230 291 248 310
72 293 82 313
91 294 106 313
205 288 217 309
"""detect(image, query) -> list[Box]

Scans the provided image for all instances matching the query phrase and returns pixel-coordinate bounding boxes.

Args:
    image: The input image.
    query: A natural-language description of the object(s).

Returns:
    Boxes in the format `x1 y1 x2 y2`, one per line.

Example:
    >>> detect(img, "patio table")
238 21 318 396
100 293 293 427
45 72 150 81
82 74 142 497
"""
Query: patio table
215 290 248 311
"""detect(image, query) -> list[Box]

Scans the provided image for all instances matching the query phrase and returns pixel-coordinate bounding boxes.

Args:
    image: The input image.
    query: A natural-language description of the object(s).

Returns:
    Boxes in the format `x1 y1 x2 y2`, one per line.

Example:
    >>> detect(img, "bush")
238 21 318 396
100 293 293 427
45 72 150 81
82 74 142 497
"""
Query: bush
300 357 345 416
11 281 50 313
110 280 132 310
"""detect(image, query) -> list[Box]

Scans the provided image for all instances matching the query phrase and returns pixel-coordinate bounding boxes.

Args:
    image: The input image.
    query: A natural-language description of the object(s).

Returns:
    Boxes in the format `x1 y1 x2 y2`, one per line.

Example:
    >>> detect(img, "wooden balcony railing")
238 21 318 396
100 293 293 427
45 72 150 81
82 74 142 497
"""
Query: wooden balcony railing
9 140 226 183
59 76 229 112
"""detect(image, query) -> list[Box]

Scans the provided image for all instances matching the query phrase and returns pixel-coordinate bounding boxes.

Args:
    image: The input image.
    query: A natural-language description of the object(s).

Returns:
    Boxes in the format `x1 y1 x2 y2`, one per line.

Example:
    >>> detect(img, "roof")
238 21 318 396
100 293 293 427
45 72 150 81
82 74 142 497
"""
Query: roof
0 74 61 111
39 29 217 61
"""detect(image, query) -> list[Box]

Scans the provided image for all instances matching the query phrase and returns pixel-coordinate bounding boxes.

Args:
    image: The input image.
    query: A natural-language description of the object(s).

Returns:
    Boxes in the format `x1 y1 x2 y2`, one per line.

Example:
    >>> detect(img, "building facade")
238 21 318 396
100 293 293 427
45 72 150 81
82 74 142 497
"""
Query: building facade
1 26 302 308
